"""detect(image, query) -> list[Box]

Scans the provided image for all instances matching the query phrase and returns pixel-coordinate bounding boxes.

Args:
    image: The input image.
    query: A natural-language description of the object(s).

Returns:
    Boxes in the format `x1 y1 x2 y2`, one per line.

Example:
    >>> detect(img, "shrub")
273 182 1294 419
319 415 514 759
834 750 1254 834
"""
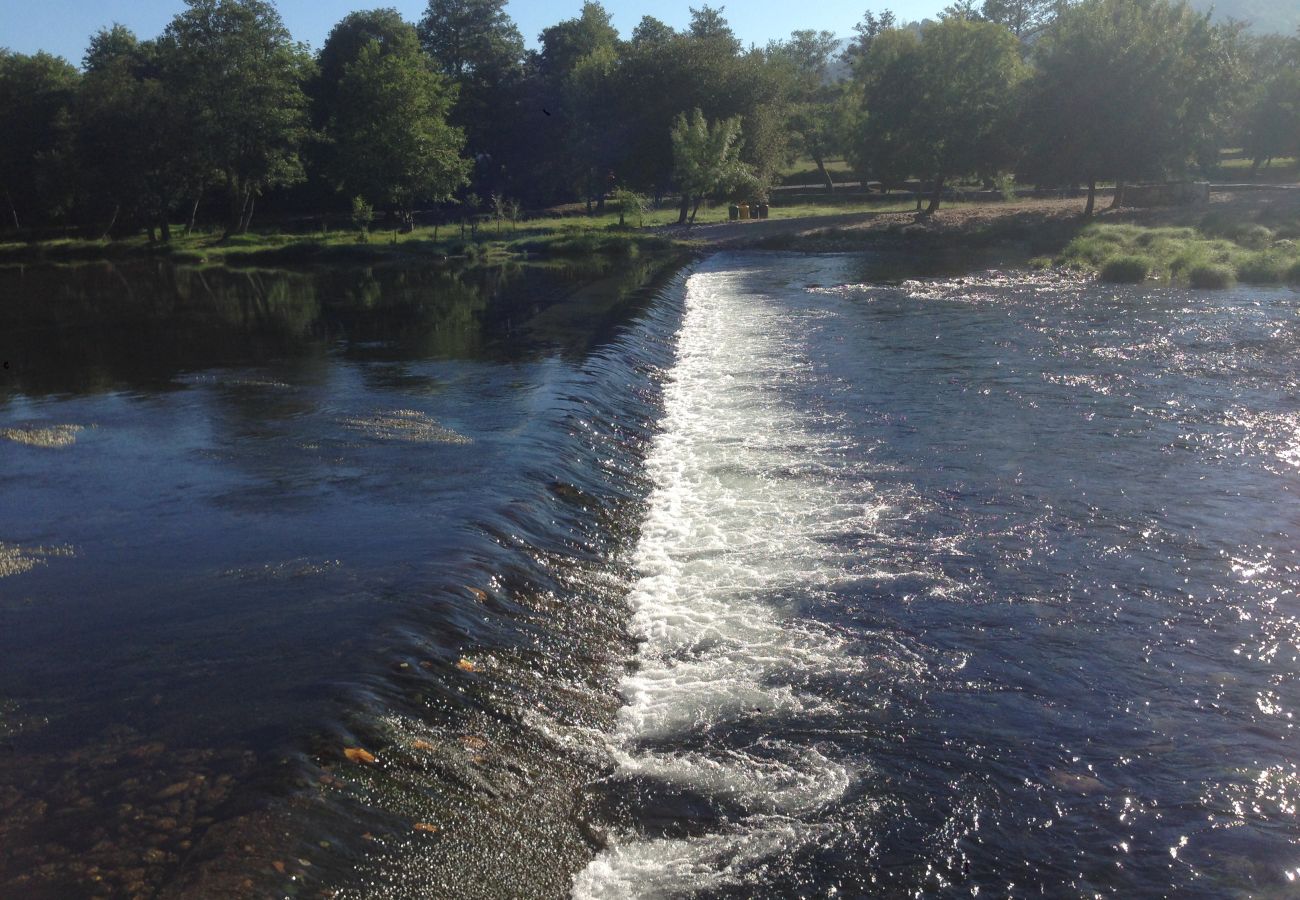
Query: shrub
996 173 1017 202
1234 224 1274 249
1286 260 1300 284
1188 263 1235 289
1235 252 1288 285
350 196 374 240
1100 255 1152 283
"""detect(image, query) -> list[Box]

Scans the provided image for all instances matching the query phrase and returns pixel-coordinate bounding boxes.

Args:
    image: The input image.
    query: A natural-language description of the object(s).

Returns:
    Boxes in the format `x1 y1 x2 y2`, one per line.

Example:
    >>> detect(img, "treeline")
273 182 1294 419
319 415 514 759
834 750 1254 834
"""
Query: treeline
1 0 1297 240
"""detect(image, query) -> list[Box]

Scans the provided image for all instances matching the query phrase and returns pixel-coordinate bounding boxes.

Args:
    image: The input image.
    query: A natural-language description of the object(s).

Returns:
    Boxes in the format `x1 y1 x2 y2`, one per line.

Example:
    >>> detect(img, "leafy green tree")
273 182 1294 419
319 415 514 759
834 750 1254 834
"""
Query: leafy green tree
849 17 1027 213
1021 0 1240 216
75 27 151 235
843 9 898 71
1239 36 1300 175
419 0 523 79
980 0 1060 37
324 22 469 231
418 0 526 193
316 9 412 120
671 108 754 223
0 50 79 230
160 0 313 236
536 1 620 81
630 15 675 48
769 30 843 192
529 2 622 209
610 6 789 211
687 4 741 54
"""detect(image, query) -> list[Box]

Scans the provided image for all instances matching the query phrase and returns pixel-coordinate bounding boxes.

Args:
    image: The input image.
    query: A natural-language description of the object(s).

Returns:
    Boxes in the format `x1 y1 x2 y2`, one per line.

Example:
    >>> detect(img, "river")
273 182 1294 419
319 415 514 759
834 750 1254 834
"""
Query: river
1 252 1297 898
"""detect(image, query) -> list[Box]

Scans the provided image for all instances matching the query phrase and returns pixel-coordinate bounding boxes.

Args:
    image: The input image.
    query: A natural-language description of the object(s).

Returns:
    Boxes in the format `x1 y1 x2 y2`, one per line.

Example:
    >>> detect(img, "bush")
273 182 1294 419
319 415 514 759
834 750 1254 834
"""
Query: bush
1235 252 1288 285
1286 260 1300 284
1100 255 1152 283
1233 224 1274 249
1188 263 1236 289
350 196 374 239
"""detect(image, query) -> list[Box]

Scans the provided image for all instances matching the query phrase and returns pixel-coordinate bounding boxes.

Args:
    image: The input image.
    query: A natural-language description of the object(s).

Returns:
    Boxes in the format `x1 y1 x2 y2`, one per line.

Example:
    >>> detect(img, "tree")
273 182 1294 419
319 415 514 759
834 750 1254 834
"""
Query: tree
843 9 898 71
0 50 79 230
849 17 1027 213
769 30 843 192
1021 0 1240 216
670 108 754 223
75 27 152 236
980 0 1060 38
418 0 523 79
1239 36 1300 176
630 15 675 48
418 0 526 195
530 2 622 209
160 0 313 236
688 4 741 54
316 8 412 121
324 21 469 231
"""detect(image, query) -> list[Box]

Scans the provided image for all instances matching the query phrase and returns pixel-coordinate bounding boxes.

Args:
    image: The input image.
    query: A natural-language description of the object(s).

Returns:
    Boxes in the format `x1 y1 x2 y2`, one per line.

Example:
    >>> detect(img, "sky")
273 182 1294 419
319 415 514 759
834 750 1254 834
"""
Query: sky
0 0 952 66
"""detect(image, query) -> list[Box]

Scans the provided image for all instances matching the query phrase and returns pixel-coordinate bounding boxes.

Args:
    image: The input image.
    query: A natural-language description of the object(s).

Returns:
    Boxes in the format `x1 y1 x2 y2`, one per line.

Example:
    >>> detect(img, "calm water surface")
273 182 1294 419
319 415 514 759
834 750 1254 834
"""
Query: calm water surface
1 252 1298 898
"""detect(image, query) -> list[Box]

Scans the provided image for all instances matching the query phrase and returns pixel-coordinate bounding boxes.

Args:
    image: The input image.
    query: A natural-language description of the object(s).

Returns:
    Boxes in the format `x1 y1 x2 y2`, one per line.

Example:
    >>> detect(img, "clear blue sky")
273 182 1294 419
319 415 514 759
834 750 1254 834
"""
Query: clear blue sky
1 0 950 66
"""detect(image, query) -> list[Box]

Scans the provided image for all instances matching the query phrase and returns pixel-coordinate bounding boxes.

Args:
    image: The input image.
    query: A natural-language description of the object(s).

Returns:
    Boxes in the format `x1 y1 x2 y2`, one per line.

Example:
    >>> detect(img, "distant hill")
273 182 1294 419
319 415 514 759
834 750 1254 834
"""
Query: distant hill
1189 0 1300 35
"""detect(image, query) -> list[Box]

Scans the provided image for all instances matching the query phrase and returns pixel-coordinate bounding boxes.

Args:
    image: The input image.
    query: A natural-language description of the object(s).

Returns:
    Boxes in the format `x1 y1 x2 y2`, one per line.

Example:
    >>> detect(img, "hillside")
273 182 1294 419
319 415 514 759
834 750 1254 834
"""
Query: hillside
1190 0 1300 34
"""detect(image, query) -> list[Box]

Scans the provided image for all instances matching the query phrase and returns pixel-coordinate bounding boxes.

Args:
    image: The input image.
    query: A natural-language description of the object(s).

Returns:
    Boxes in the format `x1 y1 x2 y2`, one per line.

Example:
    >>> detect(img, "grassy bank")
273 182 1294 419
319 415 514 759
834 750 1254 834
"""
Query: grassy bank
0 195 927 266
0 217 693 267
1056 208 1300 287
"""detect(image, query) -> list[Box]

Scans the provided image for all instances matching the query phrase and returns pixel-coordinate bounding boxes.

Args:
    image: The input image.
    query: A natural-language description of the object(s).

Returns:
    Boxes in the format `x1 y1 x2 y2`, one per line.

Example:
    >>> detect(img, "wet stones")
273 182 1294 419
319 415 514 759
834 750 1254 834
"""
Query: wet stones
0 725 257 899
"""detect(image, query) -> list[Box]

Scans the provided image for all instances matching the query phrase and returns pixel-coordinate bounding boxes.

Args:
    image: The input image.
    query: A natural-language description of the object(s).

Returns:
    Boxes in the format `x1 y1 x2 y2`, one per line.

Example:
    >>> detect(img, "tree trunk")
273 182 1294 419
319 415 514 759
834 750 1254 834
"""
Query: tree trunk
159 218 171 243
814 155 834 194
239 190 255 234
99 204 120 241
689 195 701 224
185 196 200 235
1109 181 1125 210
925 177 945 215
1083 179 1097 218
4 189 18 231
677 193 690 225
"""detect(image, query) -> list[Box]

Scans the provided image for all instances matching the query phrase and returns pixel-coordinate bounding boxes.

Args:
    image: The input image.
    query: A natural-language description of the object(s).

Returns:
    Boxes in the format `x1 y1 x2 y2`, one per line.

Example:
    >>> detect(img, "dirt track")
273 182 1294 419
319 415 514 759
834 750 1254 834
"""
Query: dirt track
653 189 1300 250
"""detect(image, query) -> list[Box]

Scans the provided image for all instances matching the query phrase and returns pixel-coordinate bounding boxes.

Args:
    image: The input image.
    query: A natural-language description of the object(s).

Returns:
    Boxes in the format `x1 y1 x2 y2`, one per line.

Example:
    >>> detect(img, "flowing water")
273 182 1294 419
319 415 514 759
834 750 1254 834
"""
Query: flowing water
2 251 1298 898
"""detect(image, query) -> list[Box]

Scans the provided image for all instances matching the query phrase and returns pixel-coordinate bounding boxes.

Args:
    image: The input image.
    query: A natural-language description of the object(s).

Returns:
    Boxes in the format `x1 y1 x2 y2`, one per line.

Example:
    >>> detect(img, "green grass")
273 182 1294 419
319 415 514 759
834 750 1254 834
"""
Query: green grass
1058 217 1300 288
1099 255 1152 283
778 156 855 185
1216 150 1299 184
0 216 687 266
1188 263 1236 289
0 196 936 265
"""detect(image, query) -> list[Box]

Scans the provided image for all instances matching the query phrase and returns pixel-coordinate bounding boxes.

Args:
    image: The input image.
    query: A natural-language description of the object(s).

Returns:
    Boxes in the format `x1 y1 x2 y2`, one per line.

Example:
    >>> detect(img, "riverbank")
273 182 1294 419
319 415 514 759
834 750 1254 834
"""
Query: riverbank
0 221 689 267
5 188 1300 278
667 188 1300 286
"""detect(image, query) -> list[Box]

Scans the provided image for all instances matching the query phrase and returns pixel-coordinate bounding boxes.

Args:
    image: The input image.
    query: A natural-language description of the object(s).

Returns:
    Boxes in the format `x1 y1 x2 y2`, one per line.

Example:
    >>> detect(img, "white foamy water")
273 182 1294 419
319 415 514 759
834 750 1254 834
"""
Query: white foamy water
573 262 875 898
